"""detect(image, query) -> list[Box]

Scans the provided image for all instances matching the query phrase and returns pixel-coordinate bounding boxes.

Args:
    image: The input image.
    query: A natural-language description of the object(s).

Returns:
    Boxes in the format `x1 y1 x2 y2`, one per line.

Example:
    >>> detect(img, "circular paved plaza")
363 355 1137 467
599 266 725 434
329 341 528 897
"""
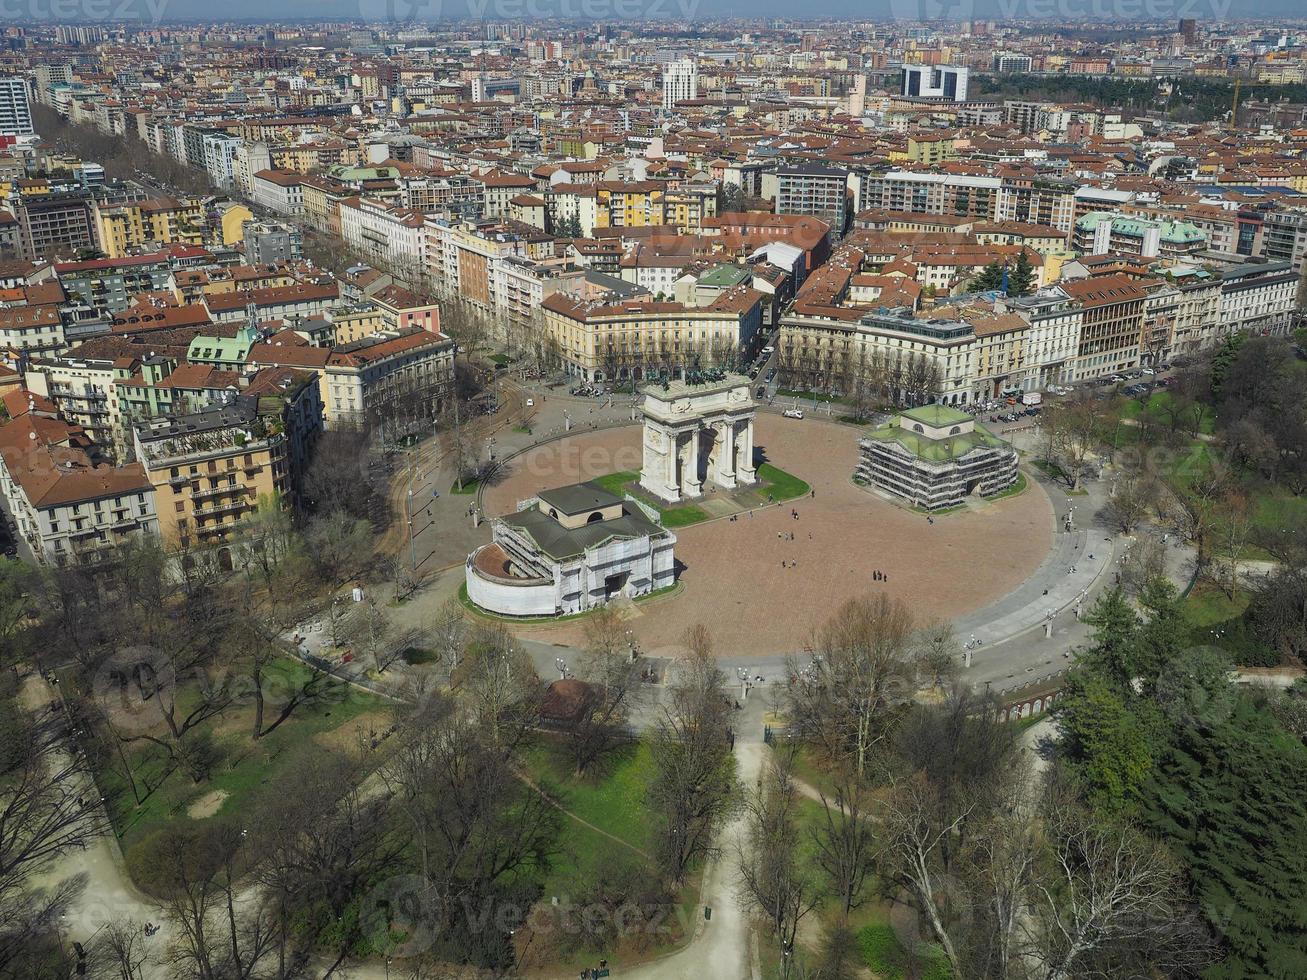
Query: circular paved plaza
482 415 1054 659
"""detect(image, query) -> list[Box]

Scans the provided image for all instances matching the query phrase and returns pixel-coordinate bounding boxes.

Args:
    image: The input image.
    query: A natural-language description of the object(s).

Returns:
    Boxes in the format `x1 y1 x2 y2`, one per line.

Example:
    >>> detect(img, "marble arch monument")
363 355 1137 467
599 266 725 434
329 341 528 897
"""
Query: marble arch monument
639 373 758 503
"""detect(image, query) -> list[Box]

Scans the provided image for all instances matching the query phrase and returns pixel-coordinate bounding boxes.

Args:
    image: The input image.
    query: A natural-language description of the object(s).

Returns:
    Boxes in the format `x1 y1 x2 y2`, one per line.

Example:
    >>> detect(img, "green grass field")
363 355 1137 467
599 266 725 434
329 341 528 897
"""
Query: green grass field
593 463 807 528
1181 581 1251 629
96 657 386 855
1118 390 1218 436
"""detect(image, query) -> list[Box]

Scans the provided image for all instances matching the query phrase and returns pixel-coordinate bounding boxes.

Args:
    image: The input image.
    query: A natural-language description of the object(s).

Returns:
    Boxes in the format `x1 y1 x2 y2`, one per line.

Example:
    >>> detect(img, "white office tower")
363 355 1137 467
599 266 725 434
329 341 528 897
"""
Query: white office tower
901 64 970 102
662 58 698 113
0 77 33 136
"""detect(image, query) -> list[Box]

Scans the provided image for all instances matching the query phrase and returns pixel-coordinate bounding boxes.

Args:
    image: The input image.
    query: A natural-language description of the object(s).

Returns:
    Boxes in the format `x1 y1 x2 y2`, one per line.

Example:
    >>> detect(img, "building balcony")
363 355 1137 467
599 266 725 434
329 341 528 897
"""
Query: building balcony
192 482 247 502
194 498 250 519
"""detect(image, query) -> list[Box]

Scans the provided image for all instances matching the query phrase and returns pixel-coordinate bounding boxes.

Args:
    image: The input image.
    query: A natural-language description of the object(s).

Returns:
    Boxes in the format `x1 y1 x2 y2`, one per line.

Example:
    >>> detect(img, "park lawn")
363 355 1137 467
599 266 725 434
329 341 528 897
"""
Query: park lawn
1118 390 1217 435
591 470 705 527
989 470 1029 501
522 734 656 853
757 462 810 502
592 469 639 497
96 657 386 854
1181 581 1251 630
782 742 840 801
661 503 710 527
520 734 704 971
856 917 953 980
451 476 479 494
592 465 807 528
1178 582 1278 666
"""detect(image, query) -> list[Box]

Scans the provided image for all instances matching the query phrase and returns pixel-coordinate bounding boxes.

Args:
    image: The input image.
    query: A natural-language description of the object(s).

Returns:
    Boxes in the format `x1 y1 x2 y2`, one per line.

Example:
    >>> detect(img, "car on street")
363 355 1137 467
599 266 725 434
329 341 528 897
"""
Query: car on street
783 408 804 419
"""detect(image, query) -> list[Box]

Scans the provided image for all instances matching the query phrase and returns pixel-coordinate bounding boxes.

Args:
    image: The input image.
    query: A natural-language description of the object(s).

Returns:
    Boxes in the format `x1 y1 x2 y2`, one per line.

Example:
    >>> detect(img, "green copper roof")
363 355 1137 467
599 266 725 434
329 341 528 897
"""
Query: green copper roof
1075 211 1206 244
863 415 1010 462
900 403 971 427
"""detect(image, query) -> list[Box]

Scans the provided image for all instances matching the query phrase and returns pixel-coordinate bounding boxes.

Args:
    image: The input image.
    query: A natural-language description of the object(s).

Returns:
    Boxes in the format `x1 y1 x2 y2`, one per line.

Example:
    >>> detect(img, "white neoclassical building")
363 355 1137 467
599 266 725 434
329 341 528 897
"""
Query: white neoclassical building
639 374 758 503
466 482 676 617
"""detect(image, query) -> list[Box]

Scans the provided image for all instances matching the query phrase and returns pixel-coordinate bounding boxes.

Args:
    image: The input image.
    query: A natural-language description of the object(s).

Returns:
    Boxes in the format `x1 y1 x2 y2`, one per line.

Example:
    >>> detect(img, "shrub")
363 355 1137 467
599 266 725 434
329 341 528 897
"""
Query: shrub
858 922 905 979
401 647 437 666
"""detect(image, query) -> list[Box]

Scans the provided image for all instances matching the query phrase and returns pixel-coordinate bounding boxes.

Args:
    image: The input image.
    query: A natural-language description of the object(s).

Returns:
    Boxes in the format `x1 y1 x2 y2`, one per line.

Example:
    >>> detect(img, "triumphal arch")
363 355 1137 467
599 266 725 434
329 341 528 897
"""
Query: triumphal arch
638 371 758 503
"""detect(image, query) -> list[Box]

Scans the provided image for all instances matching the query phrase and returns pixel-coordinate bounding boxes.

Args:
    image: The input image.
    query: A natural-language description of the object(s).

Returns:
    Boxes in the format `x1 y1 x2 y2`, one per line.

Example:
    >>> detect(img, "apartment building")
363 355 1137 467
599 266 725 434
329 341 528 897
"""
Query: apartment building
339 197 426 279
541 287 764 381
54 253 177 317
0 401 157 566
132 396 290 548
1263 209 1307 271
1218 261 1297 337
1073 212 1207 260
901 64 969 102
0 75 33 136
1001 289 1083 389
662 58 699 112
93 197 205 259
248 327 455 432
1061 274 1146 379
995 175 1077 233
859 171 999 222
250 169 305 217
775 165 849 240
242 221 304 265
14 190 99 261
0 304 65 354
779 308 976 406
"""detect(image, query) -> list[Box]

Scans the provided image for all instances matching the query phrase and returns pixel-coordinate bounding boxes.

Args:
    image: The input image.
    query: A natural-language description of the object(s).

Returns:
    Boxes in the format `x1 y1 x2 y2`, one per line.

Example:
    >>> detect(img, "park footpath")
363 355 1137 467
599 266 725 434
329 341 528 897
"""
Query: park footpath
20 670 176 980
621 692 768 980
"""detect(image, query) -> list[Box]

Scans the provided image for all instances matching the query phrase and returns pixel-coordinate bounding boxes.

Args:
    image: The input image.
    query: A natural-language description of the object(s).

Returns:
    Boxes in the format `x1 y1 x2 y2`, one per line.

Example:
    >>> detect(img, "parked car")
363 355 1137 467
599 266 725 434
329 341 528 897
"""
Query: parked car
783 408 804 419
1140 368 1155 376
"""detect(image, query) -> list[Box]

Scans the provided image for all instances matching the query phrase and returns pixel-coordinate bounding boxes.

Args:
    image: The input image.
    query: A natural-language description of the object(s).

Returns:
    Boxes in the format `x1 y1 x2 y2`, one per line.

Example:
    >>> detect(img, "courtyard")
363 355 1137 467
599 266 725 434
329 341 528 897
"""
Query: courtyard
480 414 1055 658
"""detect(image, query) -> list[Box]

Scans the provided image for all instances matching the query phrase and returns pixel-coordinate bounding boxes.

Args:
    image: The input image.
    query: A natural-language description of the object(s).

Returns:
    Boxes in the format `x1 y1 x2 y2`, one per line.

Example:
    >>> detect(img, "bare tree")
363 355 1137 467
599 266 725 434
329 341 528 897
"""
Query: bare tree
1049 392 1108 490
379 692 558 969
1212 488 1254 599
811 768 877 919
1118 535 1170 597
88 918 152 980
450 623 540 751
914 621 960 690
149 824 277 980
737 748 822 978
648 631 739 885
569 604 640 774
785 595 919 775
1105 473 1159 533
1025 796 1202 980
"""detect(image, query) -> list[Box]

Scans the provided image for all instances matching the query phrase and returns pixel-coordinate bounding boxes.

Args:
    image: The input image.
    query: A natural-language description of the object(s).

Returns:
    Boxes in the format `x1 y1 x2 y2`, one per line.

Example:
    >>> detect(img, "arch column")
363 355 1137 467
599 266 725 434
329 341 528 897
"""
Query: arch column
680 425 703 498
735 416 757 484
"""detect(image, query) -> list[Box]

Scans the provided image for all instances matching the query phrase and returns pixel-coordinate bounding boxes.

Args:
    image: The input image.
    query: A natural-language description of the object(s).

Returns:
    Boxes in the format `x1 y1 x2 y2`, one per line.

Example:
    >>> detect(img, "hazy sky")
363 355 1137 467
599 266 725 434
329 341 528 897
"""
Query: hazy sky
136 0 1306 23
